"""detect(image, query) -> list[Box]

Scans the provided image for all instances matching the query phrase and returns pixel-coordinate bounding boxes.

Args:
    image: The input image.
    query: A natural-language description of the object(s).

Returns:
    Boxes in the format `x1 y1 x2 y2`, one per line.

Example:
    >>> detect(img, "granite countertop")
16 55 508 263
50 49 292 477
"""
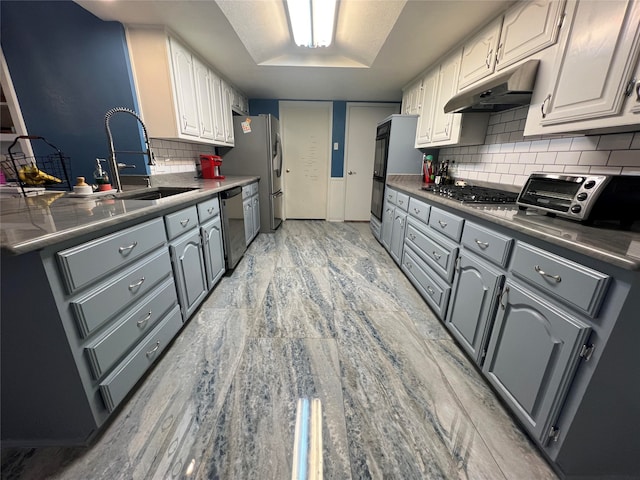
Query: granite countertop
0 175 258 255
386 175 640 271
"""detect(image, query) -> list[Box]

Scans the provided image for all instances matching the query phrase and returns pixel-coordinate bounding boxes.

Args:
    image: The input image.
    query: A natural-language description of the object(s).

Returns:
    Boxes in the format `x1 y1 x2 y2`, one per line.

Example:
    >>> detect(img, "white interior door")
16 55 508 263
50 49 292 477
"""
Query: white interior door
280 101 332 219
344 103 400 221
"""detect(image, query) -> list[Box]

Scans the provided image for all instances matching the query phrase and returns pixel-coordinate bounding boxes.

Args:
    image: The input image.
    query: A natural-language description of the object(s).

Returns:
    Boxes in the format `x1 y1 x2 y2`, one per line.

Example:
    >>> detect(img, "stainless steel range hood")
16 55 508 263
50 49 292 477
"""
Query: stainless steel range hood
444 60 540 114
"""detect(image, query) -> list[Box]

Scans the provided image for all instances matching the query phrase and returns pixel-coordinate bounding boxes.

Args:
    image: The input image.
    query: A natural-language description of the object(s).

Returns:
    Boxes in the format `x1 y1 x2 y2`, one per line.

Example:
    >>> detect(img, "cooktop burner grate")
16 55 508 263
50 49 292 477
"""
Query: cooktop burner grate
421 184 519 204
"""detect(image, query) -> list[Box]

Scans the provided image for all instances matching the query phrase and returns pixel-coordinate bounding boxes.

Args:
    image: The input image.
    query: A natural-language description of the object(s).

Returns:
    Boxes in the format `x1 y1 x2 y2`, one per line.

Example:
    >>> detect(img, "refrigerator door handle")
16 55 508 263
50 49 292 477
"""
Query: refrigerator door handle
273 133 282 177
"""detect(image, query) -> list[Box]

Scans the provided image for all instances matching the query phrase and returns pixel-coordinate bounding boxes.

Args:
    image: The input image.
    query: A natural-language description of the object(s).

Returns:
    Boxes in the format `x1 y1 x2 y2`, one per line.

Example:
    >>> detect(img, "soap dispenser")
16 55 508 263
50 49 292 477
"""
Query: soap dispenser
94 158 112 191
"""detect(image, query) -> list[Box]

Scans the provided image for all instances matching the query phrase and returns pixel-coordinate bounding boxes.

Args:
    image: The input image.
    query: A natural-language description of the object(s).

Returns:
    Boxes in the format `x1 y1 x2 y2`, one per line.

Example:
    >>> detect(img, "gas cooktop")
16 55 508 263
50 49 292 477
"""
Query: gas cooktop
421 184 519 204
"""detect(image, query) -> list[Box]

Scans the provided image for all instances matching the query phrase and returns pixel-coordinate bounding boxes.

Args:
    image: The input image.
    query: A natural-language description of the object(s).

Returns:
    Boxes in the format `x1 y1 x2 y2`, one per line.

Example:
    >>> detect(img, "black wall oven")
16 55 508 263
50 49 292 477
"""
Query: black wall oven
370 120 391 221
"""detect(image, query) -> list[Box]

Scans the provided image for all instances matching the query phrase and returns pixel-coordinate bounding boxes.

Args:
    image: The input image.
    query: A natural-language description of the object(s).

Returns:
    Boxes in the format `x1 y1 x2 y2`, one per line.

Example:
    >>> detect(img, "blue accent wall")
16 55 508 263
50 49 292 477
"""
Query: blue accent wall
1 1 147 182
250 99 400 178
331 101 346 177
248 99 279 119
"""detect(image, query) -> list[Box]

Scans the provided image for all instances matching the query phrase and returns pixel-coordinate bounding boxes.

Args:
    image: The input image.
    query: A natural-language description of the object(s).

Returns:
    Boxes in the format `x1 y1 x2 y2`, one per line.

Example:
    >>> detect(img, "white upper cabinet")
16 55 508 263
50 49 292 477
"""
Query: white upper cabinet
416 50 489 148
126 27 237 146
525 0 640 134
458 17 503 90
169 38 200 138
415 69 437 146
193 57 215 140
432 53 463 143
221 80 235 145
496 0 566 71
457 0 565 91
625 59 640 116
402 78 423 115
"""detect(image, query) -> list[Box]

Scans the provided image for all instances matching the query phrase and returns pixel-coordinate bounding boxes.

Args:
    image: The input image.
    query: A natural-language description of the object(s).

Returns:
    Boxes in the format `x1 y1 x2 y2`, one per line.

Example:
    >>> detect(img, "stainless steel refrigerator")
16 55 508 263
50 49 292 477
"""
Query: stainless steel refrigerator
220 114 283 232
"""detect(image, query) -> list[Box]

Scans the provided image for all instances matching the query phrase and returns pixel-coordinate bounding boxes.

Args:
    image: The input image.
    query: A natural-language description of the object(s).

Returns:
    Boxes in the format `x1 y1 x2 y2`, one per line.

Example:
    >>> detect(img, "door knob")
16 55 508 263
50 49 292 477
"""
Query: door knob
348 170 355 175
286 169 291 173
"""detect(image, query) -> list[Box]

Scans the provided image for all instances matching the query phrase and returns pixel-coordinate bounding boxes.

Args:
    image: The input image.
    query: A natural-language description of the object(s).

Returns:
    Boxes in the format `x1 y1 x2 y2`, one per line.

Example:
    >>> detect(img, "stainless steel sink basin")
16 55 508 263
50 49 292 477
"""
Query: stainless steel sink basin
115 186 200 200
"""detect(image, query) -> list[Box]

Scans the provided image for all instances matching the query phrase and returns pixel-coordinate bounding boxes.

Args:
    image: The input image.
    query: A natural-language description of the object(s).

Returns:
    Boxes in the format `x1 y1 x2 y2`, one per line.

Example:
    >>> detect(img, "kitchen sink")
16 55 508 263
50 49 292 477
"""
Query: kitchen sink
114 186 200 200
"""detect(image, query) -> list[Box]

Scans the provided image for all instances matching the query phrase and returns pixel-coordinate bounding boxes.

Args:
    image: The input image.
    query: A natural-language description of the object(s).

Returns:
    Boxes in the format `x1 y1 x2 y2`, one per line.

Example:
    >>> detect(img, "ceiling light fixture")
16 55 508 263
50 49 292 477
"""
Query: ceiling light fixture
286 0 337 48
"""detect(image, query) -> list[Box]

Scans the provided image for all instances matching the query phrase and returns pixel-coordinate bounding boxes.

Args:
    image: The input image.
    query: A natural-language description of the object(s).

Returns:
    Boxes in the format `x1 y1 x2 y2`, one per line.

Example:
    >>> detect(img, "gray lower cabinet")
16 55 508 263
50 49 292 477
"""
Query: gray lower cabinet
445 253 504 364
390 209 407 264
402 245 451 319
201 215 225 289
482 280 591 444
381 199 394 250
242 183 261 246
169 228 208 320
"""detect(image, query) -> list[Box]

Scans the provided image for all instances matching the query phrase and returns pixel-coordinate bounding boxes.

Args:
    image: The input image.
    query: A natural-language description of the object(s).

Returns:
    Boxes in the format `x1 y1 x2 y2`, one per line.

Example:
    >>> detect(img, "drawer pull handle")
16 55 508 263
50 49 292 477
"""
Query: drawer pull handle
180 218 191 227
128 277 145 290
398 200 404 205
405 262 412 270
207 207 215 214
432 251 441 260
119 242 138 253
438 220 447 228
146 341 160 357
137 311 152 327
427 286 435 295
413 208 420 214
474 239 489 249
408 233 416 240
535 265 562 283
500 286 509 309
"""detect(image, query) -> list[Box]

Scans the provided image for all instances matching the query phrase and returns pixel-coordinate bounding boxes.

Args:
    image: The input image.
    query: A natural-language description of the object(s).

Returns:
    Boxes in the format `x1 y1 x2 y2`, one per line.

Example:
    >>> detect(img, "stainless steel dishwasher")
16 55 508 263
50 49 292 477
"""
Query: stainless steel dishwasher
220 186 247 270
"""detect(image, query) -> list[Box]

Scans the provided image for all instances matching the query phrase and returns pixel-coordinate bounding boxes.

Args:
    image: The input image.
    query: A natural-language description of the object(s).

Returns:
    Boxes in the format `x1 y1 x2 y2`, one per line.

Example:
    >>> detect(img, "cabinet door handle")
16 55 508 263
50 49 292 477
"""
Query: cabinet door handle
474 239 489 249
541 94 551 119
137 311 152 327
426 286 435 295
625 77 636 97
146 340 160 357
534 265 562 283
485 49 493 69
432 251 441 261
438 220 447 228
119 241 138 254
128 277 145 290
496 43 503 64
636 81 640 102
499 286 509 310
180 218 190 227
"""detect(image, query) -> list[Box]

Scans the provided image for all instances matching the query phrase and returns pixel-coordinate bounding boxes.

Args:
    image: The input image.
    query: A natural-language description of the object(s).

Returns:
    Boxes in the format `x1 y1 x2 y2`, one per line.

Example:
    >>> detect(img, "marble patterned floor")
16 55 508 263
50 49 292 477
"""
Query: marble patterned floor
1 220 558 480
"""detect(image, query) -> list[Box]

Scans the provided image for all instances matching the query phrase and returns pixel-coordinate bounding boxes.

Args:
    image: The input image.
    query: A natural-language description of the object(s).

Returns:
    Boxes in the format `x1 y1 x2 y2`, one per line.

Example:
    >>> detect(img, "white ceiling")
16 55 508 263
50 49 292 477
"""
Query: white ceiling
75 0 514 102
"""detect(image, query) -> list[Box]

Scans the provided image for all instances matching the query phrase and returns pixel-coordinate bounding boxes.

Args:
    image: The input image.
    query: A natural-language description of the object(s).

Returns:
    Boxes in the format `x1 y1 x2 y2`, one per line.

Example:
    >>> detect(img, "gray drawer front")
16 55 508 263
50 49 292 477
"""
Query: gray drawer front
405 219 458 282
395 192 410 212
429 207 464 242
251 182 259 195
57 218 166 294
461 221 513 267
164 205 199 241
71 249 173 338
85 279 178 379
402 246 451 319
510 243 610 317
385 188 397 205
99 305 182 412
197 196 220 223
408 197 430 224
242 185 252 199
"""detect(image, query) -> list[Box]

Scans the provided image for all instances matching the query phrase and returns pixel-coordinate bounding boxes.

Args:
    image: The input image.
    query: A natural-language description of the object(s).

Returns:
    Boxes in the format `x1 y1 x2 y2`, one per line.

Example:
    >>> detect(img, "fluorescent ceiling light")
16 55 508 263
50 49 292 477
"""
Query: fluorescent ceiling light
286 0 337 48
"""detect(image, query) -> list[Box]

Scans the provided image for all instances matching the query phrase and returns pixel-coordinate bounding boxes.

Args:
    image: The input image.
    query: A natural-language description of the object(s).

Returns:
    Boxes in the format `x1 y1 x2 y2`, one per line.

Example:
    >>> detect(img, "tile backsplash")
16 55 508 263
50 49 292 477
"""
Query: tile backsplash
440 106 640 187
149 139 215 174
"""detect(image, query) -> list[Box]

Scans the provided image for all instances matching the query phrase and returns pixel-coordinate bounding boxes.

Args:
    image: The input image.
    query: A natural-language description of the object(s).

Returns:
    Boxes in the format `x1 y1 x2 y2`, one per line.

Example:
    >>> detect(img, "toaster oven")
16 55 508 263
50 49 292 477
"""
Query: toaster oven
517 173 640 226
